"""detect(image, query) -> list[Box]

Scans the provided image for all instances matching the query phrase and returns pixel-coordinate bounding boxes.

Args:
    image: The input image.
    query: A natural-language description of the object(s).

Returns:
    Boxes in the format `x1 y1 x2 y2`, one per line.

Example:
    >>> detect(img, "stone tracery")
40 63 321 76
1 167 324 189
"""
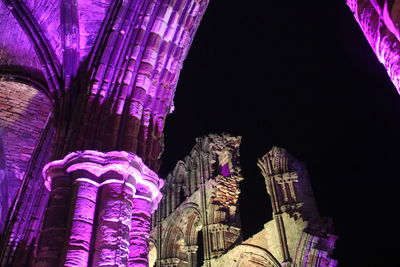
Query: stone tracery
152 135 337 267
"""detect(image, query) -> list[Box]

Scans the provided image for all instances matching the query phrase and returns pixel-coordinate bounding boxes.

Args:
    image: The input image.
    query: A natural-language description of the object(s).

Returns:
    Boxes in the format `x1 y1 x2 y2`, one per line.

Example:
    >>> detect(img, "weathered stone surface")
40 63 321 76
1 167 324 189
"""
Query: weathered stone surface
0 0 210 167
0 2 41 71
151 137 337 267
57 0 211 171
347 0 400 93
24 0 62 62
152 134 244 266
0 81 51 233
78 0 112 60
0 1 210 263
64 180 98 266
36 150 163 267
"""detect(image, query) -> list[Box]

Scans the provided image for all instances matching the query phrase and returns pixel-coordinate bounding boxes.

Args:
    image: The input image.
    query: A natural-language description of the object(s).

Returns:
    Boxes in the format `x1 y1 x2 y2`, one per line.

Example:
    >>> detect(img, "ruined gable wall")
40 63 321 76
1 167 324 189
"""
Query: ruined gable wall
207 205 307 266
154 143 338 267
152 134 243 266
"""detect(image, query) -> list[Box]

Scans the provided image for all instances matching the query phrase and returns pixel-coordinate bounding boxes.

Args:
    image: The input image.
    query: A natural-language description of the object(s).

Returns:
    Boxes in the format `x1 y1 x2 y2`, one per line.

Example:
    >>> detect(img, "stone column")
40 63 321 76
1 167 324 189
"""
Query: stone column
66 178 99 266
35 170 72 266
347 0 400 94
35 150 163 267
184 245 198 267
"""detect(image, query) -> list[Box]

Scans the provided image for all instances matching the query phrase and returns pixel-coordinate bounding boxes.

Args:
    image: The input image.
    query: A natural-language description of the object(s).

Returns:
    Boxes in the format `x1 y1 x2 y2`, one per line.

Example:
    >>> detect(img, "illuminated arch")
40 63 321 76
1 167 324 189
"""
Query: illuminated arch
0 67 52 101
230 245 281 267
160 202 202 265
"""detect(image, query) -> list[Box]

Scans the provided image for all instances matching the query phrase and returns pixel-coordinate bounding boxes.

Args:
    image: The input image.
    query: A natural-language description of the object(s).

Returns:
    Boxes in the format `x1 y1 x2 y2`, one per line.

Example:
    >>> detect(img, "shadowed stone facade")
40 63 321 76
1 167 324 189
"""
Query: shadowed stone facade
151 134 337 267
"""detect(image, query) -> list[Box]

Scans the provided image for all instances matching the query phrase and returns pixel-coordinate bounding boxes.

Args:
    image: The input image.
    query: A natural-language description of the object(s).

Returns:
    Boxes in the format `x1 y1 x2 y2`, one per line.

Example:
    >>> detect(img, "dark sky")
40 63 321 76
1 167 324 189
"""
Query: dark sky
160 1 400 266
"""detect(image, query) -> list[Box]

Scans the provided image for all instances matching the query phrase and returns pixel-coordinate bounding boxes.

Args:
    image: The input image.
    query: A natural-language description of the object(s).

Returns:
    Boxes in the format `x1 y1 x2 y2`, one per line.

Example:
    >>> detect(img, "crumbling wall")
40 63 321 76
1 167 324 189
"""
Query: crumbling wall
154 141 338 267
152 134 243 266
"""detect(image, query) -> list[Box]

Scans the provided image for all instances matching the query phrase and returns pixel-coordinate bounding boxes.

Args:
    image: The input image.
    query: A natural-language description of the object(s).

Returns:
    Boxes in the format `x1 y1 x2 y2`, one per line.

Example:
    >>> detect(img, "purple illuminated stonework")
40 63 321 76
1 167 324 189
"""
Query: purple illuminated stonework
0 0 210 265
348 0 400 94
37 150 163 267
0 0 341 266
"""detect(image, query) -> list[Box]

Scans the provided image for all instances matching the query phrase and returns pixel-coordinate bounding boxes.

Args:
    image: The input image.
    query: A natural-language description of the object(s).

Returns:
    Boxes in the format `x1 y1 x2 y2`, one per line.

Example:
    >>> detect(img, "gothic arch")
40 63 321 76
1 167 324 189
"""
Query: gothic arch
0 0 61 95
179 203 202 246
159 202 203 265
0 70 52 101
230 245 281 267
161 221 185 259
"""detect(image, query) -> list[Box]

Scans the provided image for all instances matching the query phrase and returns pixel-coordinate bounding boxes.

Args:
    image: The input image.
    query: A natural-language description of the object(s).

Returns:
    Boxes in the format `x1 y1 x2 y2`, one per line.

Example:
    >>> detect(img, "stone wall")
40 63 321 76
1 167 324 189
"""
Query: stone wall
152 134 243 266
0 81 51 232
153 137 338 267
0 1 211 263
78 0 112 60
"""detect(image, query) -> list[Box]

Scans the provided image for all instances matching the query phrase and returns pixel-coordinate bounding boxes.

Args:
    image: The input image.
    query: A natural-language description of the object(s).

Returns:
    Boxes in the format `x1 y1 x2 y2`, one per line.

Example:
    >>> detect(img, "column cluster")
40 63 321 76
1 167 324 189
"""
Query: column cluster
35 150 163 267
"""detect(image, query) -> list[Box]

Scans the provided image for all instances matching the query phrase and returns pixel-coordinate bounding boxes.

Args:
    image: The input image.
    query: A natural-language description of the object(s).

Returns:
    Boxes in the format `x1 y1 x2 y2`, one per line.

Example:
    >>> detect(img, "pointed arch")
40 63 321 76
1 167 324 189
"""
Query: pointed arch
230 245 281 267
1 0 61 97
0 66 52 101
159 202 202 266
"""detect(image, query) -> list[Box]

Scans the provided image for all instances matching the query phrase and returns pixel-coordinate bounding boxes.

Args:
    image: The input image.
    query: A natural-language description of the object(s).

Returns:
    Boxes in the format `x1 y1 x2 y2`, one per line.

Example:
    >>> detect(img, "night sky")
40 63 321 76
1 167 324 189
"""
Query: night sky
159 1 400 266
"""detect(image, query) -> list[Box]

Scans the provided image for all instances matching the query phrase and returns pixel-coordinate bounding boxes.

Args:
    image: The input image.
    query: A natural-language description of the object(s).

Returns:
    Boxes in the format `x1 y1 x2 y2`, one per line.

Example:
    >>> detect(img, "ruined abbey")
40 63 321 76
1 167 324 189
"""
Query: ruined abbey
0 0 398 266
150 134 337 266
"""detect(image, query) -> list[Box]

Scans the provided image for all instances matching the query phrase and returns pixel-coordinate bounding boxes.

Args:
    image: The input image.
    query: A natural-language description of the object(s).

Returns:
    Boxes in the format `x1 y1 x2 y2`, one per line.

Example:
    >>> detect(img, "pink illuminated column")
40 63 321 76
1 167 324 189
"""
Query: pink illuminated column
347 0 400 94
35 151 163 267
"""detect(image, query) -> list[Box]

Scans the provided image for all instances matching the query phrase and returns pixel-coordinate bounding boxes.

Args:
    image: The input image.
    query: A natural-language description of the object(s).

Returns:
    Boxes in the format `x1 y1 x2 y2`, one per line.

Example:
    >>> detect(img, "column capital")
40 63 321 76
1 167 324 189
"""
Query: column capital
159 257 181 267
43 150 164 211
182 245 198 253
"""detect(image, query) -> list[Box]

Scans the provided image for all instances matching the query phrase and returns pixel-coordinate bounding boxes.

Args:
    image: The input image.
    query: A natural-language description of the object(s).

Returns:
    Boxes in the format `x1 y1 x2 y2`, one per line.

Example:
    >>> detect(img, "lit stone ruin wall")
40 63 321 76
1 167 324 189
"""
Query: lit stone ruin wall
153 137 338 267
152 134 244 267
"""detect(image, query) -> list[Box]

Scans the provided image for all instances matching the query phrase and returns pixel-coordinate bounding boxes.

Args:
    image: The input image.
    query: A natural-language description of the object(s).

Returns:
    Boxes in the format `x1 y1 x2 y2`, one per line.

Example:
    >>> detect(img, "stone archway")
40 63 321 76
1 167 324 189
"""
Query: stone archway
158 202 203 267
230 245 281 267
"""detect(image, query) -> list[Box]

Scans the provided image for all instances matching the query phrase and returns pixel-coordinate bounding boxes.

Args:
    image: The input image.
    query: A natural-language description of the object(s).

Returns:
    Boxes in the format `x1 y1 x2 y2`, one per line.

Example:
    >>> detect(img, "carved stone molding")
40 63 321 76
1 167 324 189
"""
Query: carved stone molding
183 245 198 253
36 150 163 267
159 257 181 267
